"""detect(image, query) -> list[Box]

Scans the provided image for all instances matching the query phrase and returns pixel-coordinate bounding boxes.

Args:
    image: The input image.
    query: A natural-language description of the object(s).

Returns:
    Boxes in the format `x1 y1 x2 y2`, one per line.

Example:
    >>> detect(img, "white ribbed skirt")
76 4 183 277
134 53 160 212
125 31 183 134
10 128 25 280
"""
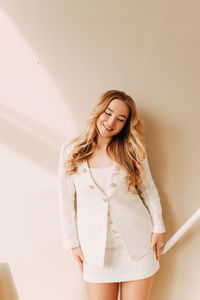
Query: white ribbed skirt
82 221 160 283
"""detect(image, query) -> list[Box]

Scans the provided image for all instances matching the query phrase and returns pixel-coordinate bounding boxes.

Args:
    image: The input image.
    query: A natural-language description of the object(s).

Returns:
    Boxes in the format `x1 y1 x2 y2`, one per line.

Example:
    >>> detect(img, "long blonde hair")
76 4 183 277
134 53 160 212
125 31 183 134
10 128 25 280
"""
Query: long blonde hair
64 89 147 194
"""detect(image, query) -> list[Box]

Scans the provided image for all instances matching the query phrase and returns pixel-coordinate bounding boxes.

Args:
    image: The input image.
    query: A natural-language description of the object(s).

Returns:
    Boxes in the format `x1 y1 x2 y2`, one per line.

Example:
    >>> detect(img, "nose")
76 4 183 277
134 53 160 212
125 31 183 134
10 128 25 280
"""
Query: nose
107 118 115 128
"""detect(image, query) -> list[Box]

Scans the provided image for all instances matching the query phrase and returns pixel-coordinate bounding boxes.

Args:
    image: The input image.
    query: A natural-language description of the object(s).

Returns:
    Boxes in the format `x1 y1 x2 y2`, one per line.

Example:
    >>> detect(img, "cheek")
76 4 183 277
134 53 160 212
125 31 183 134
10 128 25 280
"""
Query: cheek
119 122 125 129
96 115 105 128
98 114 106 124
117 122 126 131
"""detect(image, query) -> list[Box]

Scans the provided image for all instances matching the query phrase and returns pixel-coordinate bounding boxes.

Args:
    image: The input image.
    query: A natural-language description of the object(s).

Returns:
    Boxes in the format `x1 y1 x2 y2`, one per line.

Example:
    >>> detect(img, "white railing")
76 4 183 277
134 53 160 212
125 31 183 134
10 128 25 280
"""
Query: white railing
161 208 200 254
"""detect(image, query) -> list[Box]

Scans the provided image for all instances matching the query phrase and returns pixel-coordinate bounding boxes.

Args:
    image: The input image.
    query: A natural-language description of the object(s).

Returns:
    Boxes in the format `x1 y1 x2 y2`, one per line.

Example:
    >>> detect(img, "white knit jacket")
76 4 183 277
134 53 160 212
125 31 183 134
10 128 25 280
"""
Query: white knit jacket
57 140 166 268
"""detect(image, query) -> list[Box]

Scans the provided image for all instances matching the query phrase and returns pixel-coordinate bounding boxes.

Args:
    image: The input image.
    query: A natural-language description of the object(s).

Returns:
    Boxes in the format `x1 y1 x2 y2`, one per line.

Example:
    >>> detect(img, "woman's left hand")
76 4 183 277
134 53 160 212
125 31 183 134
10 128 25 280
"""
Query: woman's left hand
150 232 164 260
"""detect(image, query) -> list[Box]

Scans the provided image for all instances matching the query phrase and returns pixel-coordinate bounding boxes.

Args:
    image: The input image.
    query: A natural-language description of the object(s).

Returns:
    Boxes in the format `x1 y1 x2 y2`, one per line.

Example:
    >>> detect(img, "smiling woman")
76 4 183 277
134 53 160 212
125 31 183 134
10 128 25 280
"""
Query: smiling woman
58 90 166 300
96 99 130 137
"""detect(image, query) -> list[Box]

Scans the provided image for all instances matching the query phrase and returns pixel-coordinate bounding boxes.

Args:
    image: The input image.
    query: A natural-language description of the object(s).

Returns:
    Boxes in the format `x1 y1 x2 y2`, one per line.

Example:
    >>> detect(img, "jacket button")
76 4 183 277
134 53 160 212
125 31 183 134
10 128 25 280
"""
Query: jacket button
89 184 94 189
110 182 116 187
109 220 113 224
112 229 117 233
103 198 108 202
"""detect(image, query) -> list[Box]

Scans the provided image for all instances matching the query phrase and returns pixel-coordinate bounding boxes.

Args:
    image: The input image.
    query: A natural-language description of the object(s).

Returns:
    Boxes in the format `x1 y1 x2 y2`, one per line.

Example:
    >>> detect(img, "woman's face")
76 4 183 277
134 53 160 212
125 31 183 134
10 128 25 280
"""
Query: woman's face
96 99 130 138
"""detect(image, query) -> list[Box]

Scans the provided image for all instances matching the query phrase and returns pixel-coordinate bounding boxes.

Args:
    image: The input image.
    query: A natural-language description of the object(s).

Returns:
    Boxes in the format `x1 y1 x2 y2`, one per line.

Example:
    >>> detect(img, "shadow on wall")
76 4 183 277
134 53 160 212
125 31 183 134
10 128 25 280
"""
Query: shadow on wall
0 263 20 300
0 103 62 175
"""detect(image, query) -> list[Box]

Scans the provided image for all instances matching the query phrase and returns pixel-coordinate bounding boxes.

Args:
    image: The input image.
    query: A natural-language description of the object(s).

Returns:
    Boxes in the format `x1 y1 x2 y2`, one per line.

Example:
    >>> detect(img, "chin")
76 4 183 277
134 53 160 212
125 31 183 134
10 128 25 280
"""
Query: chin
100 132 112 137
99 129 112 137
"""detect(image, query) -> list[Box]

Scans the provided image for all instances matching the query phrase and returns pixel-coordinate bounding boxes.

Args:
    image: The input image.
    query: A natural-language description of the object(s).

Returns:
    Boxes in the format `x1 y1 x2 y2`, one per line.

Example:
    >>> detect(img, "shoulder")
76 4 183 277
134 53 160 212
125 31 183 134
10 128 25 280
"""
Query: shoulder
60 139 76 159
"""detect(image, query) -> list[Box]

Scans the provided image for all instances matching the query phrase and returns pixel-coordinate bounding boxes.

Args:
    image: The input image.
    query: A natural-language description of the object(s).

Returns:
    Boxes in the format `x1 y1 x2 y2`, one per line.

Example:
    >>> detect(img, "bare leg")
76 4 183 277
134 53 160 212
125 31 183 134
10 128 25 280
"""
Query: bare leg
120 274 155 300
85 281 119 300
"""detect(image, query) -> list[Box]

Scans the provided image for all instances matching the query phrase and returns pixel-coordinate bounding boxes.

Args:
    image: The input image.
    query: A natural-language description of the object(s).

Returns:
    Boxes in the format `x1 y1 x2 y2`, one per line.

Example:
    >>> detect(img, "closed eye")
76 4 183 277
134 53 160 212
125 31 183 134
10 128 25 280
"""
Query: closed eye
104 111 125 122
104 111 111 116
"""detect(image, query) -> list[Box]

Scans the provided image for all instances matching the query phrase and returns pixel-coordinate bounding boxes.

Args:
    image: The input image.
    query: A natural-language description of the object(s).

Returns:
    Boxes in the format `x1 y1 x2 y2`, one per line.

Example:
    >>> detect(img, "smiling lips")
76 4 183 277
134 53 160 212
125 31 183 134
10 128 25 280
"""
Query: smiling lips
103 124 113 131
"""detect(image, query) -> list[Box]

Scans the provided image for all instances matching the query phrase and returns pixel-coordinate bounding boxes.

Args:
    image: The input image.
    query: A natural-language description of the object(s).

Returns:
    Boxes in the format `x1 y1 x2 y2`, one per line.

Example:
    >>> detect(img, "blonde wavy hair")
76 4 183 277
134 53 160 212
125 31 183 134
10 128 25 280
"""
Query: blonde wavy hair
63 89 147 194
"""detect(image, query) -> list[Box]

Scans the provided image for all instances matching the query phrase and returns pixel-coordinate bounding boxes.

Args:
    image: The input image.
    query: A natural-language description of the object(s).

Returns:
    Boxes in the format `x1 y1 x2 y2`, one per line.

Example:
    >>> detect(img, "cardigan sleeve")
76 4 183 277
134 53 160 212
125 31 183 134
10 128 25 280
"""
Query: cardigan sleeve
137 155 166 233
57 141 80 249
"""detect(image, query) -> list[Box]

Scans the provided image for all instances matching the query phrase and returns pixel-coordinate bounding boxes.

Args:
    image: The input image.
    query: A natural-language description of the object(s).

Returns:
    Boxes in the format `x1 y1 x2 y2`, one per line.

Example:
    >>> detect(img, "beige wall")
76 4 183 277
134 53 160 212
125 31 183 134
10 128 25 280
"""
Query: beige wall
0 1 199 299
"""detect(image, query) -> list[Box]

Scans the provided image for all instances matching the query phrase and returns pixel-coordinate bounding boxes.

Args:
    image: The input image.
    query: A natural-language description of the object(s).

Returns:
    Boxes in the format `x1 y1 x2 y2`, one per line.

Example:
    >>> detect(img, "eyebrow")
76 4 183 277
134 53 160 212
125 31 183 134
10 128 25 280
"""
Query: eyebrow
106 107 128 119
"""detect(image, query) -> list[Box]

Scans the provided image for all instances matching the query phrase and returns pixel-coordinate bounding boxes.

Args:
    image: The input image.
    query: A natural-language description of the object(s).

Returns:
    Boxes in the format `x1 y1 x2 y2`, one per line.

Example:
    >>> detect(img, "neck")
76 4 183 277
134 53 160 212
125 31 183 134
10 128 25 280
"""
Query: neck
96 134 112 150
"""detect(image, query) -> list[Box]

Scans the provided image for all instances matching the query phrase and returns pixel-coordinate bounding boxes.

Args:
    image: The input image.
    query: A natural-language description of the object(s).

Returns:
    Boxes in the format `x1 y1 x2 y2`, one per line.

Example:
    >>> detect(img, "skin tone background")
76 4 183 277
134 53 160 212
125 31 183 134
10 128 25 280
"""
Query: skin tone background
0 1 199 300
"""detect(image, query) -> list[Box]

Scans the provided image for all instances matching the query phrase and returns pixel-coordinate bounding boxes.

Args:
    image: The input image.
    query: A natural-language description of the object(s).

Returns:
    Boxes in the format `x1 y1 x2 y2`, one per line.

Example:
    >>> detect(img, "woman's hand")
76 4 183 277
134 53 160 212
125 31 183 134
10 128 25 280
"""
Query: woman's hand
150 232 164 261
71 246 86 273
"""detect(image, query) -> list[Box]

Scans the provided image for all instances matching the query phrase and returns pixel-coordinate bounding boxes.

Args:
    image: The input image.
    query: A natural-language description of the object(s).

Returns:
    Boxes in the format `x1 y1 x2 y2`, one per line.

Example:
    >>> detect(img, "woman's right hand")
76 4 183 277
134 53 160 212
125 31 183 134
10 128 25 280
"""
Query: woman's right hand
71 246 86 273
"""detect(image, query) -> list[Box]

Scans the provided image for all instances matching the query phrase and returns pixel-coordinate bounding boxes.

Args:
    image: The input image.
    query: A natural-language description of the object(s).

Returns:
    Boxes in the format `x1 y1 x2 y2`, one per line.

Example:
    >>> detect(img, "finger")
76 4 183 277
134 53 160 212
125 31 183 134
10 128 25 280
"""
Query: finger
150 236 157 251
150 239 156 251
80 253 85 263
76 257 84 273
73 251 84 262
156 245 162 260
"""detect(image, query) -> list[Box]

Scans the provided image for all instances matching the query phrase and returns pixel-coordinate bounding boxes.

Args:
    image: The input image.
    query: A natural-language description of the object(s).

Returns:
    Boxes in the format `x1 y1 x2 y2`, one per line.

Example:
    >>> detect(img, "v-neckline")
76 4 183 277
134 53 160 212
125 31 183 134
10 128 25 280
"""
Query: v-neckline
86 159 116 171
88 163 115 170
84 159 117 198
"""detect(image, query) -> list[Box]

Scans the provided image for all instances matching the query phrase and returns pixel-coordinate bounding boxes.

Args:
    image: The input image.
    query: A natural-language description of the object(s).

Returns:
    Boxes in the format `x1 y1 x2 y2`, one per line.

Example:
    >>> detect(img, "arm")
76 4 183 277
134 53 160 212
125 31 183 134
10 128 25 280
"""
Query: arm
137 155 166 233
57 141 80 249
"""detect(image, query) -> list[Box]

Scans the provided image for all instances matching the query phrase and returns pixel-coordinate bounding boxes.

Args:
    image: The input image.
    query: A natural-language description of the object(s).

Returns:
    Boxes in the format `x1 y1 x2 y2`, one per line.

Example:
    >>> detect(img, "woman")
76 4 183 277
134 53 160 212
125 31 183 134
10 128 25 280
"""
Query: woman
58 90 166 300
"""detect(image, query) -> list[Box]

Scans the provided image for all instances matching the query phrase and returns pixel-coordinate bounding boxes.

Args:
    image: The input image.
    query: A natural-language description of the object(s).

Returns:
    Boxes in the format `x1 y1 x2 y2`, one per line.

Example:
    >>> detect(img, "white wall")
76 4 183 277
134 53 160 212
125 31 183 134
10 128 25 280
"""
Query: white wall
0 1 199 299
